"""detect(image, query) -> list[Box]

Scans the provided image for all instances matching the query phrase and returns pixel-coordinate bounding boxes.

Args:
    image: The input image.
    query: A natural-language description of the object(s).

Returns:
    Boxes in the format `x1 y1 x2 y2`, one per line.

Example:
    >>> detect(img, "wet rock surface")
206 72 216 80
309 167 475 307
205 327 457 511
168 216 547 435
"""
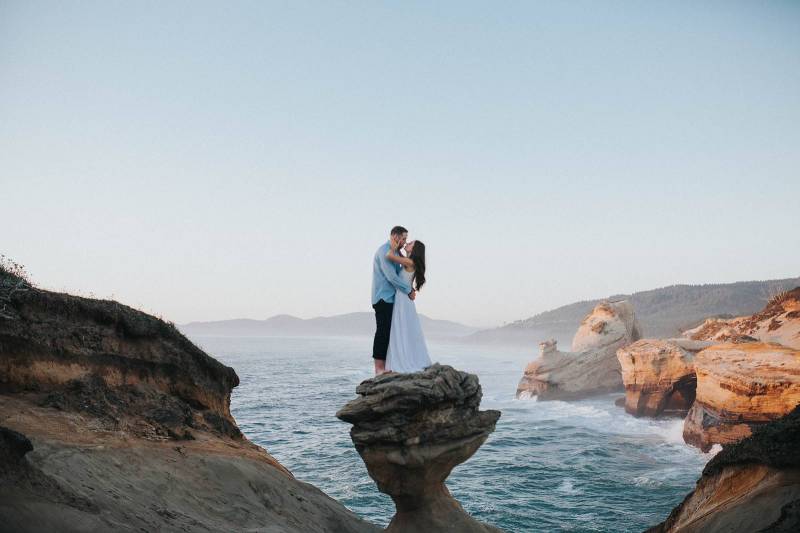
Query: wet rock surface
337 364 503 532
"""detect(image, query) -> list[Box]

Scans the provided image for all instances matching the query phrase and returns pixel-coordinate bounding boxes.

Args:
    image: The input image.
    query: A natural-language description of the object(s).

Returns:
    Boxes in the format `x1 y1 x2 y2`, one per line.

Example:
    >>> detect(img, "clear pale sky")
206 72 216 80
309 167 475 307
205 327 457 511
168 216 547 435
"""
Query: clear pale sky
2 1 799 328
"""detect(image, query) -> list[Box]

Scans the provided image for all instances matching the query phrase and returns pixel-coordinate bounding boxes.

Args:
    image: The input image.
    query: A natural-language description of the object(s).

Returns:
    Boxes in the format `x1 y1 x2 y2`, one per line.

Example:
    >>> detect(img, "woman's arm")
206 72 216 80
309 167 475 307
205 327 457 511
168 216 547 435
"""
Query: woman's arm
379 252 413 295
386 248 414 268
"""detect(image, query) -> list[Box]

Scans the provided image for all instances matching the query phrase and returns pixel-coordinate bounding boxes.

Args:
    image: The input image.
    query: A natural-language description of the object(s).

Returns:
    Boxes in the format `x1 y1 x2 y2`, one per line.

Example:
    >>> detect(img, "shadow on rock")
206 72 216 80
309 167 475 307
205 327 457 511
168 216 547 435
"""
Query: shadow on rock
337 364 503 533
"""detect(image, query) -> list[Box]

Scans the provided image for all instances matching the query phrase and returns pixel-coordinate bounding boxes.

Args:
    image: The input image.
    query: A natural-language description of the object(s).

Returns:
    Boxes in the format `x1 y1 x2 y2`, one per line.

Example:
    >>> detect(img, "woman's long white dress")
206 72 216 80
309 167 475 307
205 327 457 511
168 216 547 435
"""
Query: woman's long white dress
386 268 432 373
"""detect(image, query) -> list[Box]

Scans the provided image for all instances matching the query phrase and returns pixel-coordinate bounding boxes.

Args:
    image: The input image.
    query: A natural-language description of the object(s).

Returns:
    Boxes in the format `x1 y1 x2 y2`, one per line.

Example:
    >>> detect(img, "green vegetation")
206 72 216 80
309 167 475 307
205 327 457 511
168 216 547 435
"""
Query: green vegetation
0 255 32 320
0 254 179 340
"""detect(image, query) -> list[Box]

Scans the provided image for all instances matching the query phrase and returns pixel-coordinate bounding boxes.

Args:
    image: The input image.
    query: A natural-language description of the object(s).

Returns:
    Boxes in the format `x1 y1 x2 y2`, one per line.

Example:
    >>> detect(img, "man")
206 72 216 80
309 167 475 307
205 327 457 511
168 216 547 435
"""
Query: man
371 225 416 374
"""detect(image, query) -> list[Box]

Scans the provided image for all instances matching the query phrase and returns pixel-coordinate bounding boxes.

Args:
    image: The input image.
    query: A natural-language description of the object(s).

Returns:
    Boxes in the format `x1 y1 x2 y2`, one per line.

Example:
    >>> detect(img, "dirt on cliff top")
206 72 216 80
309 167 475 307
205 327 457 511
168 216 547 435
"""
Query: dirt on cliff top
686 319 757 343
0 269 236 389
737 286 800 332
685 287 800 346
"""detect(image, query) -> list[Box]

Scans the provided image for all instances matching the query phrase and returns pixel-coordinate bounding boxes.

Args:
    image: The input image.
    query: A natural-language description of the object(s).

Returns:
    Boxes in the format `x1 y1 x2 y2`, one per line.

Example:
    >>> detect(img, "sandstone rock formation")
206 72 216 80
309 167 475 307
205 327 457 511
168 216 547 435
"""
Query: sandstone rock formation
616 339 711 417
571 300 640 352
683 287 800 349
649 405 800 532
516 301 641 400
683 342 800 452
0 270 378 532
337 364 502 533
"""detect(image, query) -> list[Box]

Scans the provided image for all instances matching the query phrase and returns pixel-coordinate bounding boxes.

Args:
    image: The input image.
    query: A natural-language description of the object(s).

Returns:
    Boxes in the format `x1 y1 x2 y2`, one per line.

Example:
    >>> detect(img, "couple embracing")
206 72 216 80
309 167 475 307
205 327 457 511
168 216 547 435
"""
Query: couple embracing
370 226 432 375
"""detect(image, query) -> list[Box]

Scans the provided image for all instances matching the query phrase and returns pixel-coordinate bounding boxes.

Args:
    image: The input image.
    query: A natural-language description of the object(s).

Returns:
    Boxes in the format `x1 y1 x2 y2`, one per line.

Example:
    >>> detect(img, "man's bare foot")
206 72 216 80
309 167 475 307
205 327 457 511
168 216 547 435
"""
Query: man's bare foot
374 359 386 375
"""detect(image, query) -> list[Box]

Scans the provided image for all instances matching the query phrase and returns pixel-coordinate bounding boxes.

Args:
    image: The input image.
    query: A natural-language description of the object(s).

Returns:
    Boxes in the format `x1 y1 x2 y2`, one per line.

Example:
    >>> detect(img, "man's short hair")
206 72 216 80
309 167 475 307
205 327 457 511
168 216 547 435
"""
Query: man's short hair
390 226 408 236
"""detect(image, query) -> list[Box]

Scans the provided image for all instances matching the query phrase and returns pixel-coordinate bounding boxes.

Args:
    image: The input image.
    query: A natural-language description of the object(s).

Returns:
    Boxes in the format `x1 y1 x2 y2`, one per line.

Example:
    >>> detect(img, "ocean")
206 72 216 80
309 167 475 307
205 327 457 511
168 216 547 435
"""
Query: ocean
194 336 711 533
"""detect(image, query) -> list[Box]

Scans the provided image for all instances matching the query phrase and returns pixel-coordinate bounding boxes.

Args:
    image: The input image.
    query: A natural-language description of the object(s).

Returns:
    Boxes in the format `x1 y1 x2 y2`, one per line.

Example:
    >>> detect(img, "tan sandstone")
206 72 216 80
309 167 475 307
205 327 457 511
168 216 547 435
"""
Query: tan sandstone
649 406 800 532
682 342 800 451
516 300 641 400
684 287 800 349
616 339 711 417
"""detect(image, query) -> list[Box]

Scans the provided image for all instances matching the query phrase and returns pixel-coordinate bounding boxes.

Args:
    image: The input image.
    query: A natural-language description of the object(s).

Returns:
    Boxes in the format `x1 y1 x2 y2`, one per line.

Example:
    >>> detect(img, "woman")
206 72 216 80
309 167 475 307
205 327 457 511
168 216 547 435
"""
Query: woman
384 240 432 372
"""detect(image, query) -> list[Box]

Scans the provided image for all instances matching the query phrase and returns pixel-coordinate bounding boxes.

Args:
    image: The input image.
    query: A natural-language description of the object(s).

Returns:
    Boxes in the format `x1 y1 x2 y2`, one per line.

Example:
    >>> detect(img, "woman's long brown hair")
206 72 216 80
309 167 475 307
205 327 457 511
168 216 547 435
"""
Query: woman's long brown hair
409 241 426 291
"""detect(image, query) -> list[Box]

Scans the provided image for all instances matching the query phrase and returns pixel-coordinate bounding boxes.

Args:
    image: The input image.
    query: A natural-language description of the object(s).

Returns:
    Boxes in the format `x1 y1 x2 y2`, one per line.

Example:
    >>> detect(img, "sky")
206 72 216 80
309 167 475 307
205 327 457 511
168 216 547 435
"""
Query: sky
1 1 799 328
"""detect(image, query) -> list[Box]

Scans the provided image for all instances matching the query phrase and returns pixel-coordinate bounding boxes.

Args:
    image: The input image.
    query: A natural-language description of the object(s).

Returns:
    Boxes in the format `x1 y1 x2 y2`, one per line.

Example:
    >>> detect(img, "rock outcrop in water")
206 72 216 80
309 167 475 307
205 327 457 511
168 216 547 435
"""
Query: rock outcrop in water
516 301 641 400
613 289 800 456
649 405 800 533
616 339 711 417
337 364 502 533
679 291 800 451
0 270 378 532
682 342 800 452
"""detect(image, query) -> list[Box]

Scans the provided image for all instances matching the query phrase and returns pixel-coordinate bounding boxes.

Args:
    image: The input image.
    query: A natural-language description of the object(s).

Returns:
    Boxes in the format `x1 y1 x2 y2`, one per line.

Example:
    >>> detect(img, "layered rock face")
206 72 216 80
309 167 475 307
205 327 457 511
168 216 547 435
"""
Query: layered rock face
0 272 240 438
616 339 711 417
683 287 800 349
614 289 800 452
683 342 800 452
0 271 378 532
649 405 800 532
516 301 641 400
337 364 502 533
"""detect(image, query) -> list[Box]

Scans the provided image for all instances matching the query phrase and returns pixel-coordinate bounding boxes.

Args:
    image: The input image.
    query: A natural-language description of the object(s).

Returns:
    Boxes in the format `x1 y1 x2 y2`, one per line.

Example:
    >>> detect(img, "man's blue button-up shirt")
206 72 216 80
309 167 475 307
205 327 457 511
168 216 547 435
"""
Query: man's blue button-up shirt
371 241 412 305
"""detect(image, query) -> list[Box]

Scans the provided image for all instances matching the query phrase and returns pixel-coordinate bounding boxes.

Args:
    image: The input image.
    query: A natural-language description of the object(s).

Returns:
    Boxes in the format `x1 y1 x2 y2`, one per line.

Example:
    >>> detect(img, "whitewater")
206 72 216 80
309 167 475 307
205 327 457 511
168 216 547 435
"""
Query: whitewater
197 336 712 532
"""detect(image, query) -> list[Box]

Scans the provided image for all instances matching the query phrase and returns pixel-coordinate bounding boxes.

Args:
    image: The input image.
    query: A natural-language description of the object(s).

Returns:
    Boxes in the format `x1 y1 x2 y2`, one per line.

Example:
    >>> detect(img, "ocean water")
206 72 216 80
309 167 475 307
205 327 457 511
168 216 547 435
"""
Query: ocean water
195 336 711 533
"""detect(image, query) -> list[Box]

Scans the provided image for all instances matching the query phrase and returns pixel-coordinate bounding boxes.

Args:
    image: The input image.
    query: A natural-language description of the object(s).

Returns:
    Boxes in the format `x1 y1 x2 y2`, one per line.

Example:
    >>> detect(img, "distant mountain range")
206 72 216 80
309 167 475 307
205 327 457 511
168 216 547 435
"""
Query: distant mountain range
179 312 479 339
467 277 800 347
180 277 800 348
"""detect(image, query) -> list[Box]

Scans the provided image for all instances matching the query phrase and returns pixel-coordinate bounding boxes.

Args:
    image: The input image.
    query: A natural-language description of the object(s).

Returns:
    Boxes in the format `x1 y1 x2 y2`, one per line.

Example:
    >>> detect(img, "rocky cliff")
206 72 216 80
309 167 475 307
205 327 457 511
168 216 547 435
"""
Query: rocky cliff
614 288 800 453
684 287 800 349
616 339 711 418
682 342 800 452
337 364 502 533
0 270 378 532
516 301 641 400
471 278 800 346
679 291 800 451
649 405 800 532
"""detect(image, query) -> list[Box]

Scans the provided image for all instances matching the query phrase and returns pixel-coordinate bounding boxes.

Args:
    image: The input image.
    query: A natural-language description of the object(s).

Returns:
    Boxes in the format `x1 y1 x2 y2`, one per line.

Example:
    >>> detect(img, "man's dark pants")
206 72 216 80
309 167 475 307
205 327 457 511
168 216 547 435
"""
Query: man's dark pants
372 299 393 360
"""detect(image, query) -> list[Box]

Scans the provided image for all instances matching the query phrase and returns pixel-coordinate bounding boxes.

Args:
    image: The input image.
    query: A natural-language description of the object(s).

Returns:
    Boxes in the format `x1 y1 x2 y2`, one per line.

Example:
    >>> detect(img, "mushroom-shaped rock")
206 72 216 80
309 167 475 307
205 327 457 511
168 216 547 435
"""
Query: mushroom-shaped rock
336 364 502 533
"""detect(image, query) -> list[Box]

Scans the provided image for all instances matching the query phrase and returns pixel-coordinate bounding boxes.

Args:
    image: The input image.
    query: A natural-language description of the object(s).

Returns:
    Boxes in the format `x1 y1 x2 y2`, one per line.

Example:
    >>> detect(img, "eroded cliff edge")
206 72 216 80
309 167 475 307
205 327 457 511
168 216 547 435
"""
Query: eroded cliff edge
0 270 378 532
615 289 800 451
616 338 711 418
682 341 800 452
648 405 800 533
